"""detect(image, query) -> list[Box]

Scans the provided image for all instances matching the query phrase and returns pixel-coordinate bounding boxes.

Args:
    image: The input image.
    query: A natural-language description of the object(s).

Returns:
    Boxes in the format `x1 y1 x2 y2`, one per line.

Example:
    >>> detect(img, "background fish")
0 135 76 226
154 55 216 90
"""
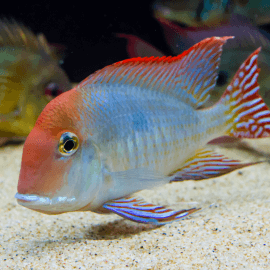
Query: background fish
153 0 270 27
157 17 270 107
120 16 270 108
116 34 164 58
15 37 270 225
0 19 71 145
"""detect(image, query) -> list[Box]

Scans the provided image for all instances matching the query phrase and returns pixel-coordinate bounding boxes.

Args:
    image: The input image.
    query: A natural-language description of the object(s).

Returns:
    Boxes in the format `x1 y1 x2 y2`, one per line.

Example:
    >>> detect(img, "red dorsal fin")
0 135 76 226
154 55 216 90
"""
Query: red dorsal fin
80 36 233 109
169 148 260 181
219 48 270 138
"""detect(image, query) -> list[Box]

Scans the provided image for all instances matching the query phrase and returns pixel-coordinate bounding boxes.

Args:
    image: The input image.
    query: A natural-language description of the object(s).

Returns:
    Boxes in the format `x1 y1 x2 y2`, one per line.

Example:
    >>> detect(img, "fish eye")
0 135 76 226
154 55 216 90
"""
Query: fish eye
58 132 79 156
45 82 61 100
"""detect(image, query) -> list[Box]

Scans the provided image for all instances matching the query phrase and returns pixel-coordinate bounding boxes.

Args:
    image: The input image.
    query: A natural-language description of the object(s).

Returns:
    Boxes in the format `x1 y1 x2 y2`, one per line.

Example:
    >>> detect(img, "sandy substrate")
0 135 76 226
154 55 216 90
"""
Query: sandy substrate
0 139 270 269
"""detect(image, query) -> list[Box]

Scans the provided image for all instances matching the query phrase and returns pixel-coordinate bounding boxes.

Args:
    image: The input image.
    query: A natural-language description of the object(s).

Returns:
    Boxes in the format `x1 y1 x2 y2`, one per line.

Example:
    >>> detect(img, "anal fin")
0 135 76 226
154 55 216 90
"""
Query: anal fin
103 197 200 225
170 148 260 181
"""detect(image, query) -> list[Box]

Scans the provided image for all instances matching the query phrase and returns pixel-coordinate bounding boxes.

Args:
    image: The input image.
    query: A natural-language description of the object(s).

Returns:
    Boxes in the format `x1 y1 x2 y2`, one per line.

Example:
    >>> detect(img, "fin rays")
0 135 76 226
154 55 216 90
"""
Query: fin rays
82 36 233 109
0 18 51 55
103 197 200 225
169 148 259 181
219 48 270 138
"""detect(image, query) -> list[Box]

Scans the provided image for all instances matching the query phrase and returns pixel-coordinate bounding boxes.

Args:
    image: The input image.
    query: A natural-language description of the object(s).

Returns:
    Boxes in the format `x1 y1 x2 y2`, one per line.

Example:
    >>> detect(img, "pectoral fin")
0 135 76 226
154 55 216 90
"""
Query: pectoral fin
103 197 200 225
170 148 260 181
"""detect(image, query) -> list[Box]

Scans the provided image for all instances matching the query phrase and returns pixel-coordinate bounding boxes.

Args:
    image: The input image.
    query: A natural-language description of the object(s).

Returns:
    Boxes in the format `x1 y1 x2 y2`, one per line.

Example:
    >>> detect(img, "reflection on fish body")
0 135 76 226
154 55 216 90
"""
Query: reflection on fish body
16 37 270 225
0 19 71 145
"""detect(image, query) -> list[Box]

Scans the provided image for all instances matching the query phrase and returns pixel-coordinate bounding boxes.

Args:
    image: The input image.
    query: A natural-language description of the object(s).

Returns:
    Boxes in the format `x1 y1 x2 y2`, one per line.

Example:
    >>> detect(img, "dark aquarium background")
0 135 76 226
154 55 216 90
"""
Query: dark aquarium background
2 1 270 83
1 0 169 82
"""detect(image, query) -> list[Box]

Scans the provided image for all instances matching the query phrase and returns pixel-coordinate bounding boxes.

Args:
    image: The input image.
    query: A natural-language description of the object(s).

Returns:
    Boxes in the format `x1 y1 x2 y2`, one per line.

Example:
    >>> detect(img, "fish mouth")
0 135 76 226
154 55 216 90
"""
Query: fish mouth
15 193 51 204
15 193 78 214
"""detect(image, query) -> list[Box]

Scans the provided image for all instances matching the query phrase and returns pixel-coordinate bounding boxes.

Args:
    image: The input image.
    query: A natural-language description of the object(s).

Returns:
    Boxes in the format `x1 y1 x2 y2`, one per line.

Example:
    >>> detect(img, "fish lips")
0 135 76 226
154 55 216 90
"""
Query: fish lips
15 192 77 214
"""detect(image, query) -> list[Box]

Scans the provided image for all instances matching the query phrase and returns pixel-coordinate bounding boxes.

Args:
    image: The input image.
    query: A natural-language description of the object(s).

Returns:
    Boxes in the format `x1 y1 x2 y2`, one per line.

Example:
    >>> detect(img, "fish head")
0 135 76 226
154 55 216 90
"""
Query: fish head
0 19 72 140
0 47 72 139
41 60 72 101
32 32 72 102
16 89 103 214
17 58 73 137
26 52 72 108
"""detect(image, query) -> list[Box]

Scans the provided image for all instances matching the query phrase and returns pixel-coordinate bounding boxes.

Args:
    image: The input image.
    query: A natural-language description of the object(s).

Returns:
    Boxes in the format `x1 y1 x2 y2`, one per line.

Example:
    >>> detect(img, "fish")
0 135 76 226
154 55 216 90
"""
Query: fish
120 16 270 108
153 0 270 27
156 17 270 107
15 36 270 225
116 33 164 58
0 19 71 146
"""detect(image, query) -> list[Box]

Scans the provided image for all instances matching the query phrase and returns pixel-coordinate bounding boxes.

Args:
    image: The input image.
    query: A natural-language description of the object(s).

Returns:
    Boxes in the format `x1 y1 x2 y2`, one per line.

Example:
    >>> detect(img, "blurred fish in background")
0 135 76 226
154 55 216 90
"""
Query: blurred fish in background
119 1 270 108
153 0 270 27
116 34 164 58
0 19 71 146
156 16 270 107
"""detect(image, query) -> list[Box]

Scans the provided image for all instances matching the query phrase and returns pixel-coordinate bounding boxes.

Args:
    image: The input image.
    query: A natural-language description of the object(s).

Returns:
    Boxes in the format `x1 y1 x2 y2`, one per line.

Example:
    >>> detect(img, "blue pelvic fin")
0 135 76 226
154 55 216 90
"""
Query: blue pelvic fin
103 196 200 225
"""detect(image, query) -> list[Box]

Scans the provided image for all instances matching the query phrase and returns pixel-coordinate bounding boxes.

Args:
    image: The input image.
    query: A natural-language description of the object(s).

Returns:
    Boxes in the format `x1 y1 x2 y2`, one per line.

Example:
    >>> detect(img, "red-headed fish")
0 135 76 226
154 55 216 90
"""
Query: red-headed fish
16 37 270 225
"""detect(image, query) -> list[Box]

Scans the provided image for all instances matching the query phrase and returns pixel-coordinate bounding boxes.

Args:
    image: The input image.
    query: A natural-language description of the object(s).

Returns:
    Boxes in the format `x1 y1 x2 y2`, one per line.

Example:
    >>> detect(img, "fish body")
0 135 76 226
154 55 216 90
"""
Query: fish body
153 0 270 27
16 37 270 225
0 19 71 145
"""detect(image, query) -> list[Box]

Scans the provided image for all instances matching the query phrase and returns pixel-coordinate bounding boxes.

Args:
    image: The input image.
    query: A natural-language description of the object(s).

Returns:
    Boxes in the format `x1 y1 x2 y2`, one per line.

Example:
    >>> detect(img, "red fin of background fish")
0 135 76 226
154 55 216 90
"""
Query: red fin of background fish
103 197 200 225
84 36 232 108
170 148 259 181
116 33 164 58
220 48 270 138
155 17 198 54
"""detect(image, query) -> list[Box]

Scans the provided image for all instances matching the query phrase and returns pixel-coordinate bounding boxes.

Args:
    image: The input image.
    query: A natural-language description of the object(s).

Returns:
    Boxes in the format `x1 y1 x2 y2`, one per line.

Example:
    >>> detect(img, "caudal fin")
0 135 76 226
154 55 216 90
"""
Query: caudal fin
219 48 270 138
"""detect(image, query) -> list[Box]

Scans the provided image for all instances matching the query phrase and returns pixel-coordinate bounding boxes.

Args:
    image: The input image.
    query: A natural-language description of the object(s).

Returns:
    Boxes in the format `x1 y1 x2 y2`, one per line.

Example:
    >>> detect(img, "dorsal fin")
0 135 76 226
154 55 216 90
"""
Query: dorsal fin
0 18 52 56
81 36 233 108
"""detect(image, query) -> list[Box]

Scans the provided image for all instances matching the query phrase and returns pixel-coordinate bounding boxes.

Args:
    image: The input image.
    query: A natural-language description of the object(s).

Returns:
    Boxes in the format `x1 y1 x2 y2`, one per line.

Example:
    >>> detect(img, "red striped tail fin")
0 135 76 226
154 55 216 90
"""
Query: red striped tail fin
220 48 270 138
